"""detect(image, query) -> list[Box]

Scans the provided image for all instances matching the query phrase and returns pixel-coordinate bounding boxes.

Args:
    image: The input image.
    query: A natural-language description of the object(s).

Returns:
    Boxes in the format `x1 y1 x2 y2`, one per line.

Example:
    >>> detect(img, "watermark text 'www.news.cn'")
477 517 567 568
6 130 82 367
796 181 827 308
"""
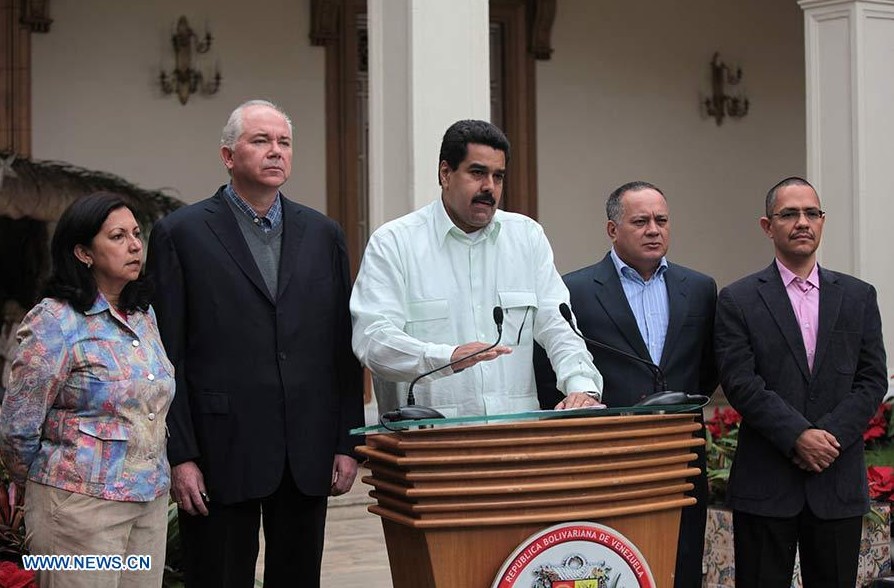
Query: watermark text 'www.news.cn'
22 555 151 572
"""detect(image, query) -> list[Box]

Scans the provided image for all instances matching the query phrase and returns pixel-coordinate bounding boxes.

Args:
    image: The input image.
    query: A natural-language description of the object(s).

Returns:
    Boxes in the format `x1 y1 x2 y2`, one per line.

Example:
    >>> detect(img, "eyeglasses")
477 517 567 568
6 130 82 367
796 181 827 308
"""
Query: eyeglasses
768 208 826 222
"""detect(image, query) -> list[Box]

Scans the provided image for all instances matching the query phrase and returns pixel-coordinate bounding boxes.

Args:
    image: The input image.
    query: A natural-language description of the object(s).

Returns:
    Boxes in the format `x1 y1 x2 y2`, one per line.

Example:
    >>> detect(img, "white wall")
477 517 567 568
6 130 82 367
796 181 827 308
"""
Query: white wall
30 0 326 211
537 0 806 287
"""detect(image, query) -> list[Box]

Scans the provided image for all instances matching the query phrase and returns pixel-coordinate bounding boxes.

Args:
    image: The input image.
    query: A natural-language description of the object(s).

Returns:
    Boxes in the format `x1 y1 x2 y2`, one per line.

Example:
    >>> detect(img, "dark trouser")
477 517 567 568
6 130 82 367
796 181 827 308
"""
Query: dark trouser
674 433 708 588
178 467 328 588
733 506 862 588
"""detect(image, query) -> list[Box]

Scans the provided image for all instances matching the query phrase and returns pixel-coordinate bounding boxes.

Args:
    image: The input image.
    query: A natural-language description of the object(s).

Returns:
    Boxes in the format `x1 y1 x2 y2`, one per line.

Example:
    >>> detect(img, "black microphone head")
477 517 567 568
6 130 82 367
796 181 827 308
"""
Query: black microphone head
633 391 710 408
493 306 504 326
559 303 573 323
380 406 446 423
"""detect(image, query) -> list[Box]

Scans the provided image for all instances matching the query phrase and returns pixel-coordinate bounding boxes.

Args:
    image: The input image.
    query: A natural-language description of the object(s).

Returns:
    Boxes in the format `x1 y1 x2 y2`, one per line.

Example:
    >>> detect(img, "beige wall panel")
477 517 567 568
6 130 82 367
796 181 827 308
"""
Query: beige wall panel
30 0 326 211
536 0 806 288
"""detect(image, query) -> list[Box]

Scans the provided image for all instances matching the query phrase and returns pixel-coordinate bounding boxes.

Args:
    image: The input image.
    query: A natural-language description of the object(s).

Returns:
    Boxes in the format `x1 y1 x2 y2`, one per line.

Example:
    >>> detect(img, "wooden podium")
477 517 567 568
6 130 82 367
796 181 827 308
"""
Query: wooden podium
356 410 704 587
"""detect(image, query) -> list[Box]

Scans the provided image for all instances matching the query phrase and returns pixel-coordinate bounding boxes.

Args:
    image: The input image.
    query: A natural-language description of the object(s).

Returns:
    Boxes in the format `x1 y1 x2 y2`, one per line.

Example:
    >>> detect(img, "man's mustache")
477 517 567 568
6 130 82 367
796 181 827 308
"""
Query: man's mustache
472 193 496 206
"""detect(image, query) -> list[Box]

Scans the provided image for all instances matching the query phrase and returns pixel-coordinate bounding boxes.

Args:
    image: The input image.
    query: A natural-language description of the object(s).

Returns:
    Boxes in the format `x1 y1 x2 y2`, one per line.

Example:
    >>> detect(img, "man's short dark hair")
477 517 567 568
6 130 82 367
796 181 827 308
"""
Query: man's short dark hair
606 181 666 222
437 120 510 184
765 176 816 217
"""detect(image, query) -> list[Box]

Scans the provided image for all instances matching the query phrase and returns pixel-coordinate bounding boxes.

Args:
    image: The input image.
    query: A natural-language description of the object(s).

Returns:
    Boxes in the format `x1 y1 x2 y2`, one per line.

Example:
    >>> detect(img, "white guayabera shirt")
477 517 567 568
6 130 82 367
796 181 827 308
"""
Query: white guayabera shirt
350 199 602 417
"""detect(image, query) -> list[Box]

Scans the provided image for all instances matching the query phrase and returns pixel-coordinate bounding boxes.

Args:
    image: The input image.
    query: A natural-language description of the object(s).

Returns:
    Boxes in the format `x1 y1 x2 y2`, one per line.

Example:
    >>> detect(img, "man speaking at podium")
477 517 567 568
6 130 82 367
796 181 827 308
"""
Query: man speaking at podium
534 180 718 588
350 119 603 417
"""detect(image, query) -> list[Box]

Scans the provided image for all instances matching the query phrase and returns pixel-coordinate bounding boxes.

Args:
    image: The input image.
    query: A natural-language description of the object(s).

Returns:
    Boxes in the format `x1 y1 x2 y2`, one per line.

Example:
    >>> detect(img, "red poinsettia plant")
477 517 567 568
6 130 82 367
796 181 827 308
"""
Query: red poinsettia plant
0 468 35 588
704 406 741 502
705 398 894 504
0 561 35 588
865 400 894 503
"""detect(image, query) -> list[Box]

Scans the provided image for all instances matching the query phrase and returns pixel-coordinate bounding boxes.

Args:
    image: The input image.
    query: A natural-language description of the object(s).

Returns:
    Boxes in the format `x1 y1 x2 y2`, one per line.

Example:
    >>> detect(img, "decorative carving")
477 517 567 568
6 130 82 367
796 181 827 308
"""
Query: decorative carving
528 0 556 60
310 0 341 47
20 0 52 33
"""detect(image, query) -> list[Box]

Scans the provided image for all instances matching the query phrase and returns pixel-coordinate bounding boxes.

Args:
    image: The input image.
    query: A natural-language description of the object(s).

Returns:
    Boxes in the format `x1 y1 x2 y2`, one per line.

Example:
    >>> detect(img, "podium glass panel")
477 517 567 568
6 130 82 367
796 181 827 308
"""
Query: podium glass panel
351 404 702 435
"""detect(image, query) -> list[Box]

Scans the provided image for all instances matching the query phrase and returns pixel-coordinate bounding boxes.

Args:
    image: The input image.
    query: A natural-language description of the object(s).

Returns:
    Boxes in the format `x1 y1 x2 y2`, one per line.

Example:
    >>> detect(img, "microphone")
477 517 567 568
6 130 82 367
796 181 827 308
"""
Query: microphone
379 306 505 425
558 303 709 409
559 303 666 393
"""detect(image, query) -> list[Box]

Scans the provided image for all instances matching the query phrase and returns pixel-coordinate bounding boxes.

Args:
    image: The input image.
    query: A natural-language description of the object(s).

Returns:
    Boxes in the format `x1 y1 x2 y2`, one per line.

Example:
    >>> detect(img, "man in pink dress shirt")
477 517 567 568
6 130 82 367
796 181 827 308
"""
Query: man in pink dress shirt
714 177 887 588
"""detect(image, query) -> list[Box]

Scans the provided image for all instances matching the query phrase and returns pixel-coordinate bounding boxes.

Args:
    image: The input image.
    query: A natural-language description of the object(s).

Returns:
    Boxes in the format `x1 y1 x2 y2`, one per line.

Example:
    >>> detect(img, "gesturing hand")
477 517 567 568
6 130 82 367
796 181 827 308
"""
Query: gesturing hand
450 342 512 372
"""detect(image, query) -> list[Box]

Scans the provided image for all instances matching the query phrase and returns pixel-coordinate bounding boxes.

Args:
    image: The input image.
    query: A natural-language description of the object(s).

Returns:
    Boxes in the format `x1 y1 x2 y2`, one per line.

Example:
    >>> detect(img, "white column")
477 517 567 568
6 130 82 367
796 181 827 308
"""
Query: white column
367 0 490 229
800 0 894 387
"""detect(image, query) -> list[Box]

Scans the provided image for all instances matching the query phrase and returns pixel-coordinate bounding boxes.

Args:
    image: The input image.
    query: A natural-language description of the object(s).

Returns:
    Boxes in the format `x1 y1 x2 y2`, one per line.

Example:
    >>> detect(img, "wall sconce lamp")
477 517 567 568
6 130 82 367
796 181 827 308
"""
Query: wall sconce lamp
21 0 53 33
159 16 221 105
703 52 749 126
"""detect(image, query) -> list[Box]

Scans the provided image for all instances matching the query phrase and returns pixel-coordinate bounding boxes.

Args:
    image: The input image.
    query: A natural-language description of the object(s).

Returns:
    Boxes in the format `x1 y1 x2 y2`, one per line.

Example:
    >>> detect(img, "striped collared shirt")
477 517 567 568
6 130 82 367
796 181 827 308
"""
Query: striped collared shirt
610 248 669 365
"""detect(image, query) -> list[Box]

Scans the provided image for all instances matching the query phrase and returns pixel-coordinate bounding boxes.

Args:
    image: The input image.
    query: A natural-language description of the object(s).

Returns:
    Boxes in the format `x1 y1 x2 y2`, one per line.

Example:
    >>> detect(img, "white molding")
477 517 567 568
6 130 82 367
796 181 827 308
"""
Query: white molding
799 0 894 9
851 2 863 274
801 0 894 379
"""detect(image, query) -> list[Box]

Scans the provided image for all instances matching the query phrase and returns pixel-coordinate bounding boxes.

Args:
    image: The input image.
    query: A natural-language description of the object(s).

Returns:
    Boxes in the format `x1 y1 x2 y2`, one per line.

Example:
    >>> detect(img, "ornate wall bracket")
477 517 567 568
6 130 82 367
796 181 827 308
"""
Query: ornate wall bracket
310 0 340 46
20 0 52 33
703 52 749 126
528 0 555 60
159 16 221 105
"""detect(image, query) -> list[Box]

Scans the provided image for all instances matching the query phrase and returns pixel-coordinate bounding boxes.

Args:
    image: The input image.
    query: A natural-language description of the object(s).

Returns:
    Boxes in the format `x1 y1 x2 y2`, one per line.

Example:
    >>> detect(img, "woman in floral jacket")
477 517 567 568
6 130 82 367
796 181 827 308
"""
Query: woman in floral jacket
0 193 174 587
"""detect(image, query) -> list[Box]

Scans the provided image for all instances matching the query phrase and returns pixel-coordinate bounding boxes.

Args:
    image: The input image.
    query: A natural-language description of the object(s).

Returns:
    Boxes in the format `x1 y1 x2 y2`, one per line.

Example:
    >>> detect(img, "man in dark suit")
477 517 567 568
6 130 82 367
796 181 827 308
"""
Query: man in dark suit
147 100 364 588
535 180 717 588
714 177 887 588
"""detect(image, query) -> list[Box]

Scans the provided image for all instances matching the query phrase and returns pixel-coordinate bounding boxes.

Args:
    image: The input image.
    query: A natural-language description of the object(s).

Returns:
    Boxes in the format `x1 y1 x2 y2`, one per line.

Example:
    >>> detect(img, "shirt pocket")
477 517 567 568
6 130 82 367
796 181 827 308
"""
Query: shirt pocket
498 291 538 347
196 392 230 415
405 299 450 343
75 417 129 484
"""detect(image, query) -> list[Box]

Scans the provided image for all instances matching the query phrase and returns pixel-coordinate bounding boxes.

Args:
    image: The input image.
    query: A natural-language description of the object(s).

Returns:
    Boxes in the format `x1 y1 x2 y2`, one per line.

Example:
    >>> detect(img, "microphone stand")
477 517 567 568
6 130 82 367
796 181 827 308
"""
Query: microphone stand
558 303 709 410
379 306 505 428
559 303 665 393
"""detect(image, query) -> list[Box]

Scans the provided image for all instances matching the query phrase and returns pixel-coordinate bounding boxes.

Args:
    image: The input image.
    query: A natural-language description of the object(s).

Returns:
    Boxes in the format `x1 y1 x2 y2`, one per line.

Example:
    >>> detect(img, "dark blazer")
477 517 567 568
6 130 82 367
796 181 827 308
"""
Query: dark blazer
714 262 887 519
147 187 363 505
535 252 718 407
534 251 718 588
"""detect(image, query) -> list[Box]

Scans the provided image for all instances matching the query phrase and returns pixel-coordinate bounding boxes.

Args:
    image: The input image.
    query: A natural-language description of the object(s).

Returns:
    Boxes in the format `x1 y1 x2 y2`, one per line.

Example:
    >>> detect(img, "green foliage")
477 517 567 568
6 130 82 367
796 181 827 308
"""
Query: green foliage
865 443 894 468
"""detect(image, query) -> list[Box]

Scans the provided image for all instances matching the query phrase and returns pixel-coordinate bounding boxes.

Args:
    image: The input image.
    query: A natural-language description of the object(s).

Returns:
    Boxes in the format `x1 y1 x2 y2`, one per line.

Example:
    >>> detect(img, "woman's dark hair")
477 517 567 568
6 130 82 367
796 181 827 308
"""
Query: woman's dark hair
43 192 152 313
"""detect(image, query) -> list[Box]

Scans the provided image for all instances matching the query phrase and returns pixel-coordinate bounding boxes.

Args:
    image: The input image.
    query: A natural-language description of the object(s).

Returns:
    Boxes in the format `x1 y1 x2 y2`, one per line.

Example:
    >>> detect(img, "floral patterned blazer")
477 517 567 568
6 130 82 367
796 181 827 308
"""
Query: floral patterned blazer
0 296 175 502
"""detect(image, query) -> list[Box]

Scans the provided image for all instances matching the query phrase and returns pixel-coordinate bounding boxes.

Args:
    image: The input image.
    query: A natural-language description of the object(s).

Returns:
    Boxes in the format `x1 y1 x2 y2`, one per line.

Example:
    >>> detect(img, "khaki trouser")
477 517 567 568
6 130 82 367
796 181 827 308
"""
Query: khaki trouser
24 483 167 588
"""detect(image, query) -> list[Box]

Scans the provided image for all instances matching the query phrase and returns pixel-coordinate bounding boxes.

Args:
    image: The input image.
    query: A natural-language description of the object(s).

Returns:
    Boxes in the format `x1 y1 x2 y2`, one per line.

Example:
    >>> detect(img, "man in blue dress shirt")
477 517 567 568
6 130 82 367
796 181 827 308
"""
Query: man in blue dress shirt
536 180 718 588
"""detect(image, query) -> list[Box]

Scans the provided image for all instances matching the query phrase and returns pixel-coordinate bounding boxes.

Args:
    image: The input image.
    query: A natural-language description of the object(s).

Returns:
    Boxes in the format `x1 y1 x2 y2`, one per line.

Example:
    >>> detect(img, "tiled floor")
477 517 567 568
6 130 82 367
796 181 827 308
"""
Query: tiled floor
320 475 393 587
